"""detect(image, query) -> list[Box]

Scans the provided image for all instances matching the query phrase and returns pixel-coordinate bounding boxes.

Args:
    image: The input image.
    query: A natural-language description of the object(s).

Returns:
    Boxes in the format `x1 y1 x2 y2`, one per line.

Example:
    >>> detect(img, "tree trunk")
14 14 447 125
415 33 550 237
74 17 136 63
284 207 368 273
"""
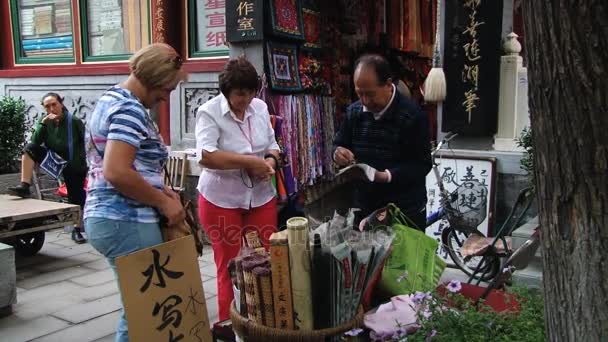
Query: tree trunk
522 1 608 341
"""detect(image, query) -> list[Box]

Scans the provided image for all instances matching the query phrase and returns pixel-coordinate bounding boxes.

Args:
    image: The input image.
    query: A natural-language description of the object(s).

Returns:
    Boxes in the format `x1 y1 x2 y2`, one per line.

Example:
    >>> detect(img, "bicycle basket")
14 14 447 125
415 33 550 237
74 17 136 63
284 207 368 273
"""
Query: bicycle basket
443 180 488 232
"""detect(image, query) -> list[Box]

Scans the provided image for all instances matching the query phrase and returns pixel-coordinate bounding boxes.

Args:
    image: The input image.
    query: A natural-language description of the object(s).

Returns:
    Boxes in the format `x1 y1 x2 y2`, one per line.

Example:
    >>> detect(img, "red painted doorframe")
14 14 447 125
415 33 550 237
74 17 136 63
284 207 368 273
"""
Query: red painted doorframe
151 0 173 144
0 0 228 144
0 0 131 77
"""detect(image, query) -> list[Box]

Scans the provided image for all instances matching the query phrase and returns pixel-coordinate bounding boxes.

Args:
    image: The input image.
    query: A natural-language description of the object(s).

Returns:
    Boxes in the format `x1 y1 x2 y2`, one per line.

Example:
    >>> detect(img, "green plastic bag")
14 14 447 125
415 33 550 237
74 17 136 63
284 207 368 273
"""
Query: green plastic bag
379 204 446 295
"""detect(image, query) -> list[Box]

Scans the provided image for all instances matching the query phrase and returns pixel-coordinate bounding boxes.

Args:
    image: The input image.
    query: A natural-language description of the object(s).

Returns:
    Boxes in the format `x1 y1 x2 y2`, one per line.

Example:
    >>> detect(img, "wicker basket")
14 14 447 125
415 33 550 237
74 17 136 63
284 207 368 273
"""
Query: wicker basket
230 302 364 342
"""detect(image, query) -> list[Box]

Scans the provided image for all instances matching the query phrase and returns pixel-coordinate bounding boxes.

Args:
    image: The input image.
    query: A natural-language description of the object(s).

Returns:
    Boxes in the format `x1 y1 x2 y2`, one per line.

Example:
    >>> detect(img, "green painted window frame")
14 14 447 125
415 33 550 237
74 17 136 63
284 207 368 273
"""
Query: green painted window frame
188 0 229 58
78 0 152 62
9 0 75 64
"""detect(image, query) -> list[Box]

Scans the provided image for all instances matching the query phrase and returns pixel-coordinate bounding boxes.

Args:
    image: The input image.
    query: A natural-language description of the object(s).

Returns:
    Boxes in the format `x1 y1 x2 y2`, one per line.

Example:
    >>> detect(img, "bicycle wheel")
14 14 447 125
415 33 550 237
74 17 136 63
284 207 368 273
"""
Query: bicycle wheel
441 227 500 281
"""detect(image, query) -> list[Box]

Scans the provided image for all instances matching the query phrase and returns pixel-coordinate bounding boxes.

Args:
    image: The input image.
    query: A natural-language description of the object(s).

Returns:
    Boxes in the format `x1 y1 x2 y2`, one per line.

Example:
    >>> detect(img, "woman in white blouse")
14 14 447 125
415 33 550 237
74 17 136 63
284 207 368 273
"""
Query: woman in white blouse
195 57 280 321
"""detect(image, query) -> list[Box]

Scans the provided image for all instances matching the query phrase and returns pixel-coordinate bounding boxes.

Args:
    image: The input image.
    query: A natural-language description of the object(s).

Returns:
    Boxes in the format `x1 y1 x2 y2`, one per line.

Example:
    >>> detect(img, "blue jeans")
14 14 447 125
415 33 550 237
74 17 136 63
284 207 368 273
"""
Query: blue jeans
84 217 163 342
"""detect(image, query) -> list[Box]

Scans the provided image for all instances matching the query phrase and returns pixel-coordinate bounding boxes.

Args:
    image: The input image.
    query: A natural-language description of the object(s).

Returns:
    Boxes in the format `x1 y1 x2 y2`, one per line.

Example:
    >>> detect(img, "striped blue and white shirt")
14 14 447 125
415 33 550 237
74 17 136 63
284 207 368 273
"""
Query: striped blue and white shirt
84 85 168 223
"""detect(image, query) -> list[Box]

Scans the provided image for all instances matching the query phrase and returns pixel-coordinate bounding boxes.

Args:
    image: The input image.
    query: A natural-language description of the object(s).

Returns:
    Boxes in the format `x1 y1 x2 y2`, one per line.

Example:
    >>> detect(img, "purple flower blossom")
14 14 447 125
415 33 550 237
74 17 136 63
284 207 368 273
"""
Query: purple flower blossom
344 328 364 337
412 293 424 304
447 280 462 293
393 326 408 339
430 329 437 337
412 291 432 304
422 310 433 319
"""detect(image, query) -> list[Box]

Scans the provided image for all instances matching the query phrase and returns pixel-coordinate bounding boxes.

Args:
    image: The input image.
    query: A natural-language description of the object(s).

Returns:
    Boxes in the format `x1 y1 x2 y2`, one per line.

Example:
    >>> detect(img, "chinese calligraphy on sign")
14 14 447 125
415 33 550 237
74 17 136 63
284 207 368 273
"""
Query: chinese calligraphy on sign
116 236 212 342
237 1 254 16
461 0 485 123
226 0 264 42
140 249 184 292
442 0 501 135
195 0 229 55
235 1 256 33
425 156 495 263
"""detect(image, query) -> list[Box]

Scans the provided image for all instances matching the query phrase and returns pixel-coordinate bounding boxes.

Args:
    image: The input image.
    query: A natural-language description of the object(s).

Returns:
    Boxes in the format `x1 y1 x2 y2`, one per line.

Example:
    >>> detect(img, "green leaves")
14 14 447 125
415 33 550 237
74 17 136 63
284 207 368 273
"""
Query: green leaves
408 287 545 342
0 96 27 174
516 127 535 190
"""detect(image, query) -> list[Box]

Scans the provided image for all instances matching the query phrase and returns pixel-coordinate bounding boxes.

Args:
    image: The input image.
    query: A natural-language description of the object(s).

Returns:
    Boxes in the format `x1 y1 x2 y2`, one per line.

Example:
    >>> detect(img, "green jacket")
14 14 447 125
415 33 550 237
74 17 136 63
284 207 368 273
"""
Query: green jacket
31 112 87 172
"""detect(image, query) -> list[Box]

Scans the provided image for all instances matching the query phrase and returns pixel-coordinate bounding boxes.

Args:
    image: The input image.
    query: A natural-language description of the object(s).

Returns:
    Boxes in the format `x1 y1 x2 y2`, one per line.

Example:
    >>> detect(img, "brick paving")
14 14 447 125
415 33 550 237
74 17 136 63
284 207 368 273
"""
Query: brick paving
0 229 218 342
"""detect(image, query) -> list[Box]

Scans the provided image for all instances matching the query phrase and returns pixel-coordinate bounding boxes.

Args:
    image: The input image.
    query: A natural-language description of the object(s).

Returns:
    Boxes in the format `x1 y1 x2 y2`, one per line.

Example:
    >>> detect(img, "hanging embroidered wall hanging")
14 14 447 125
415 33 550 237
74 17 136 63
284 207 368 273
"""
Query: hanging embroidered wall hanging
269 0 305 40
266 41 302 91
302 7 321 51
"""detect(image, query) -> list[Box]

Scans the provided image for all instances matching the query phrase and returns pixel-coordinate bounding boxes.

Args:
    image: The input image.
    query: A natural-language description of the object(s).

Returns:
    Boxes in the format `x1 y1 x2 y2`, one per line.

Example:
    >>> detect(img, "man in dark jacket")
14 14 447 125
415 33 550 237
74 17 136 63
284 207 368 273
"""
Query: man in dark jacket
8 92 88 243
333 54 431 230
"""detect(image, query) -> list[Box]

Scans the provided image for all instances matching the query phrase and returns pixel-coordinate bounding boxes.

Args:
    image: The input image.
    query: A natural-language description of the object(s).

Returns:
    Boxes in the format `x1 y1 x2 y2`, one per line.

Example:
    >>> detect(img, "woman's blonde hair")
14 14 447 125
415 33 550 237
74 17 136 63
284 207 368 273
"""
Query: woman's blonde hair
129 43 188 89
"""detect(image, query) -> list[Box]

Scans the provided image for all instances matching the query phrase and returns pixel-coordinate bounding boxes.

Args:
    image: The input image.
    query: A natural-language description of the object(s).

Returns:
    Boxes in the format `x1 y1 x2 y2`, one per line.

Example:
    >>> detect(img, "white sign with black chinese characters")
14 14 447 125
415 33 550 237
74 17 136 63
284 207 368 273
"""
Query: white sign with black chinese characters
116 236 212 342
425 156 495 263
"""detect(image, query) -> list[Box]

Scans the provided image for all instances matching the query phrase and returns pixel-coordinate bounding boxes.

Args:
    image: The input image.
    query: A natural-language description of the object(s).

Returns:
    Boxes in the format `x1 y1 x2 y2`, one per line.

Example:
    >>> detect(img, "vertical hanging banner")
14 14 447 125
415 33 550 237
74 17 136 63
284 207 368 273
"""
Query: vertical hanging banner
226 0 264 42
116 236 212 342
442 0 503 136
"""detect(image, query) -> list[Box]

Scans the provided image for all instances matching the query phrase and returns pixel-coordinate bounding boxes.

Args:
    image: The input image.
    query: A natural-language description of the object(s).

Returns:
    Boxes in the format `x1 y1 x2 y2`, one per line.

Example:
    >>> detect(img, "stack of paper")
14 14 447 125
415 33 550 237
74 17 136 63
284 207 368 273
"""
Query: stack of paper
335 163 378 182
34 5 53 35
20 9 35 36
55 8 72 33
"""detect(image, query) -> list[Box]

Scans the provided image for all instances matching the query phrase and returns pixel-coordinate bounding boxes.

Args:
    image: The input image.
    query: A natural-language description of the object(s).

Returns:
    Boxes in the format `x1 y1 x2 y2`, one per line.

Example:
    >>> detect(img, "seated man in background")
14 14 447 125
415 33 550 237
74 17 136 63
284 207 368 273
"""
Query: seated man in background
8 92 88 243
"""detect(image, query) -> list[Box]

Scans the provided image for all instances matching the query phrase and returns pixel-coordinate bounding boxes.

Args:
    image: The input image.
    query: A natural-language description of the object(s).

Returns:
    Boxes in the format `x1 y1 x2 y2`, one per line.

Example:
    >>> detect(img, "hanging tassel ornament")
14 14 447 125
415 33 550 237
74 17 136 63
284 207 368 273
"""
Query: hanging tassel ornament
424 0 446 103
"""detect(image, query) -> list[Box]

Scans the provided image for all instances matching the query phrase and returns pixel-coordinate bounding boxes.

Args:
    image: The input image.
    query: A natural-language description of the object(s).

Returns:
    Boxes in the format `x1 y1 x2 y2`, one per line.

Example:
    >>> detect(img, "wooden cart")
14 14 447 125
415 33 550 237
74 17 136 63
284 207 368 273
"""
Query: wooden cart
0 194 81 256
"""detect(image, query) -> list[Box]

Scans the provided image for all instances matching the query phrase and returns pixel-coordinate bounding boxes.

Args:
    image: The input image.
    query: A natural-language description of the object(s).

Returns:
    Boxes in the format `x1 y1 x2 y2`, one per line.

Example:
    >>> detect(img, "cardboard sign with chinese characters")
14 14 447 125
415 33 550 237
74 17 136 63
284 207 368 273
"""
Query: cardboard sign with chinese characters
116 236 212 342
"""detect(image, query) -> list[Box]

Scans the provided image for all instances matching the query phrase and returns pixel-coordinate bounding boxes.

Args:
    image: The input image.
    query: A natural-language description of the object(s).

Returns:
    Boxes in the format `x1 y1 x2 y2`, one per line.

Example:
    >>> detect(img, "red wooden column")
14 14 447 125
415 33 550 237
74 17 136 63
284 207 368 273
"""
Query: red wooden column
151 0 173 144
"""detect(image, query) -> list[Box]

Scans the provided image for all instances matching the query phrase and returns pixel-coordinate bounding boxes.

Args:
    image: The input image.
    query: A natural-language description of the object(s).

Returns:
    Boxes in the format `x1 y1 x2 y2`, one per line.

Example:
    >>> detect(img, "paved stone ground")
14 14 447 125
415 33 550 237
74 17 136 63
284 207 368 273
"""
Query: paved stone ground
0 229 219 342
1 229 473 342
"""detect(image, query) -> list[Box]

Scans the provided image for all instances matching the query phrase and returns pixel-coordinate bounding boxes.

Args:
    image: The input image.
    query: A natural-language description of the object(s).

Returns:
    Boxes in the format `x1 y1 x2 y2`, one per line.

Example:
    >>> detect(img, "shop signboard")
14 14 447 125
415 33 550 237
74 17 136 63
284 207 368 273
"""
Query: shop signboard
442 0 503 136
226 0 264 42
116 236 212 342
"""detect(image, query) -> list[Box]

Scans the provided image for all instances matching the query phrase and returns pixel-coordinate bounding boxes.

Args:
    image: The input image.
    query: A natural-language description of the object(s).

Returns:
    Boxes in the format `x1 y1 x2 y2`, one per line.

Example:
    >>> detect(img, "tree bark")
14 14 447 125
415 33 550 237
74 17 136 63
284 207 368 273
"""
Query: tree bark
522 1 608 341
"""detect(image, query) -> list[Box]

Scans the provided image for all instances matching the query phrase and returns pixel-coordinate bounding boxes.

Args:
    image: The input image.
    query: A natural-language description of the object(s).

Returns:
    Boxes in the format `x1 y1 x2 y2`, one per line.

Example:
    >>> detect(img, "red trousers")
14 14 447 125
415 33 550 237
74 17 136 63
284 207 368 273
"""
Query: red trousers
198 194 277 321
